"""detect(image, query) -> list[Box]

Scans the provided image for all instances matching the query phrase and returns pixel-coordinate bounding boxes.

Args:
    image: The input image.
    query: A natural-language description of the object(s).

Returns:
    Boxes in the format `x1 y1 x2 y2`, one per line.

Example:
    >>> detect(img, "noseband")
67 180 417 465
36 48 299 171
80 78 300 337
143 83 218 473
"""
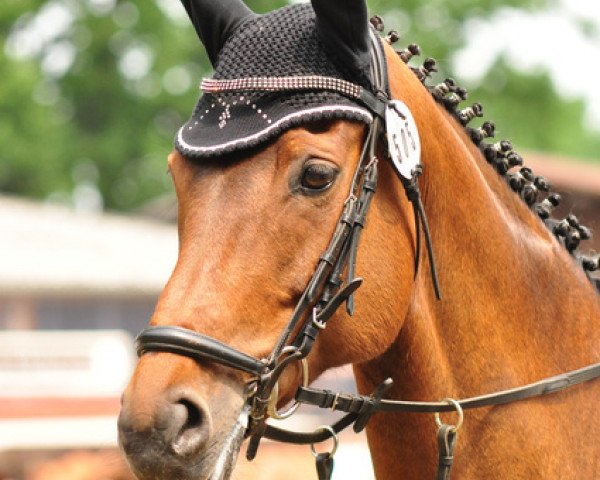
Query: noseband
136 27 600 479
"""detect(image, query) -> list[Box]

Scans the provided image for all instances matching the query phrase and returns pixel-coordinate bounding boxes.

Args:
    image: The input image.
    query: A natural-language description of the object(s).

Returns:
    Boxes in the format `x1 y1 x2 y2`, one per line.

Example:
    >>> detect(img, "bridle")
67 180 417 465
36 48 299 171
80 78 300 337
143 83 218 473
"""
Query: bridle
135 27 600 480
139 25 392 463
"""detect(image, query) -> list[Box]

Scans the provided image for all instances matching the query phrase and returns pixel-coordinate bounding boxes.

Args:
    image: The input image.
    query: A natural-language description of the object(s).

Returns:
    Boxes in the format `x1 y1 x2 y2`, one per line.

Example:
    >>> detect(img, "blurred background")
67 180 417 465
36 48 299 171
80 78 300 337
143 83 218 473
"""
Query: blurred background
1 0 599 479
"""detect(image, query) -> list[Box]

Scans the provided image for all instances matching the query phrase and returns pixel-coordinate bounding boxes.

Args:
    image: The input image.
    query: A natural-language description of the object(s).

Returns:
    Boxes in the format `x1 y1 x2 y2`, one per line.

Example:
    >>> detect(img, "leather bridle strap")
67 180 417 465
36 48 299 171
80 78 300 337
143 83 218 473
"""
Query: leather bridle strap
254 359 600 447
296 359 600 414
245 126 382 459
137 326 266 376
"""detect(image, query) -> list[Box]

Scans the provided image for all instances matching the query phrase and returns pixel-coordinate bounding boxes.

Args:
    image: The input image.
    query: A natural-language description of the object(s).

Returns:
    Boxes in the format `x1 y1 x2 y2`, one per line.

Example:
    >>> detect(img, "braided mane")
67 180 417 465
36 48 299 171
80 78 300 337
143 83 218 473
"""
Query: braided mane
369 16 600 294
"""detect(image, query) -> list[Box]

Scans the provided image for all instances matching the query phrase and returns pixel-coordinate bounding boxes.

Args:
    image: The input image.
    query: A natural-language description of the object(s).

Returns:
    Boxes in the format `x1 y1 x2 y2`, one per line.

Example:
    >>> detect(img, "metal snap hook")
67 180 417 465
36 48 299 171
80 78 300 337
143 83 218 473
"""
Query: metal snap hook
267 347 309 420
434 398 464 433
310 425 339 459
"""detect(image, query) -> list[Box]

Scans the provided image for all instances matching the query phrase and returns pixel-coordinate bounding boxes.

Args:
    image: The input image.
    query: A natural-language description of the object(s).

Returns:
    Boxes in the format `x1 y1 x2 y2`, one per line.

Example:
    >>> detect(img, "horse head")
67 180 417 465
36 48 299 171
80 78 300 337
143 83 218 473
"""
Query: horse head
118 1 418 478
118 1 600 479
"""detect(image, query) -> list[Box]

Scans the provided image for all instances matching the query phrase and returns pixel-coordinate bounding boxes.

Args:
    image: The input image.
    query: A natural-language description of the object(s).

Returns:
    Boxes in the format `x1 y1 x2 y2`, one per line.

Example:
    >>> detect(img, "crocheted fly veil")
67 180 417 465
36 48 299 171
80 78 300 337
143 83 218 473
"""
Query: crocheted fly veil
176 0 375 159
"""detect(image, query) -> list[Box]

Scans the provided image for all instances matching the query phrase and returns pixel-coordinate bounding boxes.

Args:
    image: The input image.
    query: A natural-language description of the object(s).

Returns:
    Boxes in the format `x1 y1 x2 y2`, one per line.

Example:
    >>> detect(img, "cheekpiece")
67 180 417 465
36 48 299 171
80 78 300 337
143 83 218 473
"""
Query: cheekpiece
175 4 374 159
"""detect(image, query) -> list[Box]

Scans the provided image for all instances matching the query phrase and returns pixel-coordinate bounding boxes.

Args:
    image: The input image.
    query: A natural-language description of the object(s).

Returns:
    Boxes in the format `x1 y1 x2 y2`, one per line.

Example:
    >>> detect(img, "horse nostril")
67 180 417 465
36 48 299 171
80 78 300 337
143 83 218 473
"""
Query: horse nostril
180 398 202 428
167 394 212 457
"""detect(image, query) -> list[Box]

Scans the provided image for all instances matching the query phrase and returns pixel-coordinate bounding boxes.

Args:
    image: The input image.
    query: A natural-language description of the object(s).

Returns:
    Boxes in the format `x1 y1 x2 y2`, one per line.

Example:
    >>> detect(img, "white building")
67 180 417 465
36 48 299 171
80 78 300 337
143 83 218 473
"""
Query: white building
0 195 177 458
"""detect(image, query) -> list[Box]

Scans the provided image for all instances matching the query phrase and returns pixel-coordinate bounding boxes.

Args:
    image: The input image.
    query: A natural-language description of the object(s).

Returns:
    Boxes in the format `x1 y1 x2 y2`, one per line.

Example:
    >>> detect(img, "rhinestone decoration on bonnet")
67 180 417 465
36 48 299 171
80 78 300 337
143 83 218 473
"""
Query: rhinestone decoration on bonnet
176 0 377 159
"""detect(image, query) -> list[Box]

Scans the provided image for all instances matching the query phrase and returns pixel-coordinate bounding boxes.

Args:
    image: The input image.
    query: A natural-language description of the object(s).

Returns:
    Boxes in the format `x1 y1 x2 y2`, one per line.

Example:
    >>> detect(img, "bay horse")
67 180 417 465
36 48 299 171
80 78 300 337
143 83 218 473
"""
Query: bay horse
118 0 600 479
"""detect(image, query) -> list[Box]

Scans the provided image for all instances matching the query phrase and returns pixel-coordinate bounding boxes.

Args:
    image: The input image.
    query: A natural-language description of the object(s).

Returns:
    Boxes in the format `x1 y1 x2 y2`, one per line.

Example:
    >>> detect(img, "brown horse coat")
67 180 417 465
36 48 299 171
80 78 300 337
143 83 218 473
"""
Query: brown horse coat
118 4 600 479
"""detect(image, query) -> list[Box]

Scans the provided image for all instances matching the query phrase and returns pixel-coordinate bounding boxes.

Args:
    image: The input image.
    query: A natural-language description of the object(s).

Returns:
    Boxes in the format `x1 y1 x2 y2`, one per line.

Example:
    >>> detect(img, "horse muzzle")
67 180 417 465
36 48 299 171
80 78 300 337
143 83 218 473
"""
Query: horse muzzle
118 385 214 478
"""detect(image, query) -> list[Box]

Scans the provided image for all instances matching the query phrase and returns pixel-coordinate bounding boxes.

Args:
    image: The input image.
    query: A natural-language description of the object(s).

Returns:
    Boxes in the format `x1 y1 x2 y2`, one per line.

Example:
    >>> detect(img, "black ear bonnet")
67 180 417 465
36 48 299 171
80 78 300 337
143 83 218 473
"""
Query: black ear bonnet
175 2 376 159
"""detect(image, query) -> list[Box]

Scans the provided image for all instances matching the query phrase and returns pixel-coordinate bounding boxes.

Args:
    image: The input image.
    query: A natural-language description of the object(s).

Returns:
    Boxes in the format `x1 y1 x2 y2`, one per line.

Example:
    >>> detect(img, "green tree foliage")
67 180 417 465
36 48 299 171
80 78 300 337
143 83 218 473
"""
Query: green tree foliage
471 59 600 159
0 0 597 211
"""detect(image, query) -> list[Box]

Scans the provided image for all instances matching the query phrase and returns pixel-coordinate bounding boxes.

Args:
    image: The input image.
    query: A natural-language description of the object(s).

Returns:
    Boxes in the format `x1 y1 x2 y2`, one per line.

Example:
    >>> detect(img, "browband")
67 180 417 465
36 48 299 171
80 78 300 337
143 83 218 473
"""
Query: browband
200 73 387 119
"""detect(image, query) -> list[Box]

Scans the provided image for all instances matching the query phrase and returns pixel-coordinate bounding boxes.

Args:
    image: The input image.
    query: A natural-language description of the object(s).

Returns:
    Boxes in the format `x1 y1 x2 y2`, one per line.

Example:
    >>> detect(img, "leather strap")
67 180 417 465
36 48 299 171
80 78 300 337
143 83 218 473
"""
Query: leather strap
264 413 357 444
296 360 600 414
358 89 386 118
353 27 389 119
353 377 393 433
436 425 458 480
315 453 335 480
136 326 266 376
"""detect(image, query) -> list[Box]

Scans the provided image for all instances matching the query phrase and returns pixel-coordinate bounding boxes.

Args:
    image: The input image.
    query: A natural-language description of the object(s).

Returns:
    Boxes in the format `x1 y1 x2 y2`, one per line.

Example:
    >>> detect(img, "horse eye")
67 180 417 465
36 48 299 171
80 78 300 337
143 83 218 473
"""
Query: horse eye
300 161 337 191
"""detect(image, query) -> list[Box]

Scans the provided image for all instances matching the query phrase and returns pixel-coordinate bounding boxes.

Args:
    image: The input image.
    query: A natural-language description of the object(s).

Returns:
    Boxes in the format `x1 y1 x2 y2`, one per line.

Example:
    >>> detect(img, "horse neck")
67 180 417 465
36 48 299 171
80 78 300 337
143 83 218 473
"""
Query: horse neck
406 107 600 390
354 57 600 478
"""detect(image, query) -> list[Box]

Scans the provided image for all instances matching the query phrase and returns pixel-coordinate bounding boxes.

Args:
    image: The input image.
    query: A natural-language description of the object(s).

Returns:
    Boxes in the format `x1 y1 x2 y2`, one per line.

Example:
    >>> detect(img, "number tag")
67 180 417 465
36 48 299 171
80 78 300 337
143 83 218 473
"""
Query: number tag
385 100 421 181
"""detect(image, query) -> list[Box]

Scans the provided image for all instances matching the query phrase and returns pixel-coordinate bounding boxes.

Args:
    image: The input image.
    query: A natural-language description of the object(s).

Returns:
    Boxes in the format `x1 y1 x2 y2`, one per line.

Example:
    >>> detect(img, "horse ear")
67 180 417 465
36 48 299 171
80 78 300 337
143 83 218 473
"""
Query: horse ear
180 0 256 67
311 0 371 83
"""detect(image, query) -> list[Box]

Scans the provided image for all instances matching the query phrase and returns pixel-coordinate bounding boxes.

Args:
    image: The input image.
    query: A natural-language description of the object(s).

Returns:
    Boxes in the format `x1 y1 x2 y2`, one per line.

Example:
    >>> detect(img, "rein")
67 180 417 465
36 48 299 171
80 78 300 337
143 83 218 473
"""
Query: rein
136 28 600 480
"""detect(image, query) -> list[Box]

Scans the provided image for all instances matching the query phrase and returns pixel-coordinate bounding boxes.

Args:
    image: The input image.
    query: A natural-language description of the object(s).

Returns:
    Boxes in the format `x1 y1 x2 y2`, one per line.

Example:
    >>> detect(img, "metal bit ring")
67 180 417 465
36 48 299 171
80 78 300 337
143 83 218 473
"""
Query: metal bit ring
267 347 309 420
